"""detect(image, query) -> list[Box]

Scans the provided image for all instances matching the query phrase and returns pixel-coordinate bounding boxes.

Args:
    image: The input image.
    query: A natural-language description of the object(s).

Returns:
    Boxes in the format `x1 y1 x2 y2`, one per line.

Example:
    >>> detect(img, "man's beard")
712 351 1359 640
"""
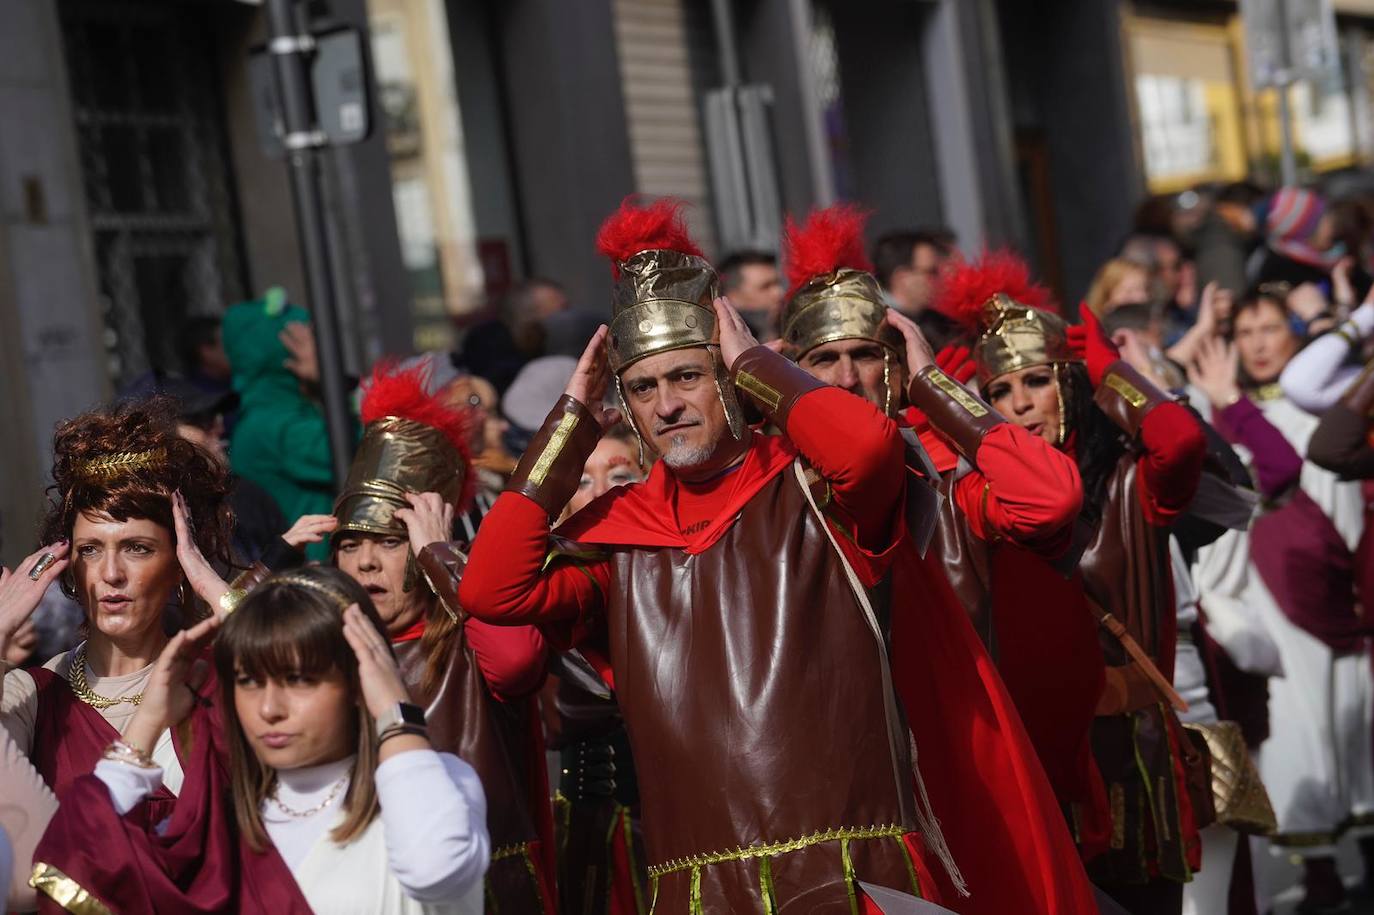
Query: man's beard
658 431 717 469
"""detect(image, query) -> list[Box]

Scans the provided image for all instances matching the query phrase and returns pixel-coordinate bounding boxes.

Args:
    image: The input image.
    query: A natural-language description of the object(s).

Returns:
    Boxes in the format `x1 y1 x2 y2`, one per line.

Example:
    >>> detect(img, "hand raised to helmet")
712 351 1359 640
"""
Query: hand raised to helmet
712 296 761 370
881 308 935 375
1066 304 1121 387
393 492 454 557
563 325 623 431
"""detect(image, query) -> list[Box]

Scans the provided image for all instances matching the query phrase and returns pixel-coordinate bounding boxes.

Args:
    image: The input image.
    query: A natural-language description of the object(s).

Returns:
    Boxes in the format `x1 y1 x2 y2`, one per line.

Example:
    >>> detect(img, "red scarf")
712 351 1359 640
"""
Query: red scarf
557 432 798 552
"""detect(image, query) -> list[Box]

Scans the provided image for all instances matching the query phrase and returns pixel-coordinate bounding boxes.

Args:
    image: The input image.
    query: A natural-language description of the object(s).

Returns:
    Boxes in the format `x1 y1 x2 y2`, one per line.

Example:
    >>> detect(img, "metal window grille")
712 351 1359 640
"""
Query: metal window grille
60 0 246 386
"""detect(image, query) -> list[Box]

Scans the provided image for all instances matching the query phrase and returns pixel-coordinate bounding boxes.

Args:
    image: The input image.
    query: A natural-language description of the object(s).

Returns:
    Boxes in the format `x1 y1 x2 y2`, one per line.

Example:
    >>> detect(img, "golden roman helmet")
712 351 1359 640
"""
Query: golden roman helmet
935 252 1080 443
606 247 719 372
596 198 745 441
332 363 474 557
779 205 904 415
972 293 1077 388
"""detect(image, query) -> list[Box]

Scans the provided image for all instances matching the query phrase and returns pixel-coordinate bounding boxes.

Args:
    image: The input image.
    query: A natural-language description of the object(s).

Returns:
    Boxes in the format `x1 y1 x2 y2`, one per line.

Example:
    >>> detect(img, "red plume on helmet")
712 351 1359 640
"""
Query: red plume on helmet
360 360 477 512
595 197 705 279
782 204 873 295
933 250 1053 331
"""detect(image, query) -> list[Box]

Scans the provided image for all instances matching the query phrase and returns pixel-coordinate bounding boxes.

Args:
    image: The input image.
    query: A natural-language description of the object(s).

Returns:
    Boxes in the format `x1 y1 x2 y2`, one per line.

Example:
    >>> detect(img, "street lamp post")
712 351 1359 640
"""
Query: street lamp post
263 0 356 488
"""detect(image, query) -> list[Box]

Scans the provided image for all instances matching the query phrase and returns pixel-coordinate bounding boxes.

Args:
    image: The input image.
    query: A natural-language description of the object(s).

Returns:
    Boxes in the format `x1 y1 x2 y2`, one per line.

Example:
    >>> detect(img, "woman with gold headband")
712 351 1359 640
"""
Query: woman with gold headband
935 254 1209 915
0 397 235 842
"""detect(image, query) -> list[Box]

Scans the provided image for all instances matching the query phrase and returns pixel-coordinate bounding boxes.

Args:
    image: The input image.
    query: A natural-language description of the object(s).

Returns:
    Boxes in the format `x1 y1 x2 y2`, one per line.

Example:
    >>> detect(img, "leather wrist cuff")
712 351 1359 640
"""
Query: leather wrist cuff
227 561 273 597
506 395 604 517
905 365 1005 462
729 345 826 431
417 541 467 622
1341 360 1374 417
1093 360 1171 439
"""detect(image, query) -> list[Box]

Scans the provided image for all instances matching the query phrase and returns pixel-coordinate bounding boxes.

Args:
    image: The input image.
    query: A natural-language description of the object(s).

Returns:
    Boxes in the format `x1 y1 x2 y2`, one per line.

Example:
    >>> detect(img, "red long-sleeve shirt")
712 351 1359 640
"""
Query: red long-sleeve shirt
1134 401 1207 526
459 386 906 626
463 618 549 699
946 423 1083 553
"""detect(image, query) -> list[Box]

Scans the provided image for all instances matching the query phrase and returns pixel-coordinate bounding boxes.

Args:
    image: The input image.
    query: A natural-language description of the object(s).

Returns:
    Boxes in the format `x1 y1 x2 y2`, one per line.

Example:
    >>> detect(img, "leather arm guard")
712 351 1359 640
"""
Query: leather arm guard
418 541 468 622
505 395 605 517
729 345 825 432
1093 360 1174 439
905 365 1006 463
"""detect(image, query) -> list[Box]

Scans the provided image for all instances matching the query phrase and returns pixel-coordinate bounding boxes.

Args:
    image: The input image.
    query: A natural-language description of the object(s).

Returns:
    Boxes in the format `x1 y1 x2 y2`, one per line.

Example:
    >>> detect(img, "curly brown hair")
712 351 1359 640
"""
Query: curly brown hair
40 396 234 569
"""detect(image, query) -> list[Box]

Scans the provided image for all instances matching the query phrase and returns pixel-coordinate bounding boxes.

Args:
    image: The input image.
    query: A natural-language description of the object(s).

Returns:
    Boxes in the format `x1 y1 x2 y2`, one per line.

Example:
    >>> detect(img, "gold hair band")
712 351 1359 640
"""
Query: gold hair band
74 448 168 482
266 573 353 610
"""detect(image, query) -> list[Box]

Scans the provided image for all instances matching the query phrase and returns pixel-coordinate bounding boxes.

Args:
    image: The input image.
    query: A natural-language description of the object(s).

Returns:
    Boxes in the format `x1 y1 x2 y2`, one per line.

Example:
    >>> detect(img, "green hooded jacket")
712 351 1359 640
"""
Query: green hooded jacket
222 298 341 558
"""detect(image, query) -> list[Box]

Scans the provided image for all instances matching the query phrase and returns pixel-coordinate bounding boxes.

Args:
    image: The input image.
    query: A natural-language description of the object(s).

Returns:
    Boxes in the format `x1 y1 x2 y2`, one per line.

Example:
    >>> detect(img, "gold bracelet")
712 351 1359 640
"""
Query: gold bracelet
218 588 247 615
103 739 157 769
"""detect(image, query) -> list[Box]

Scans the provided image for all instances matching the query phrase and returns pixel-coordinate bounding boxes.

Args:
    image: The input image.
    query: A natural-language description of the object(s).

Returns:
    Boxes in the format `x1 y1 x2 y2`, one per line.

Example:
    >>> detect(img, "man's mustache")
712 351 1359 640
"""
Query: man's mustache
653 417 702 435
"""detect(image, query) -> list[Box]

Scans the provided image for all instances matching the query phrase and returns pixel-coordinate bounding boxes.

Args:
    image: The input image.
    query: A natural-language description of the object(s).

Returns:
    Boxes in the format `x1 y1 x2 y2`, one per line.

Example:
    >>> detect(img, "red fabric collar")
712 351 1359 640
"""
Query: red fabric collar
391 618 427 644
556 433 798 554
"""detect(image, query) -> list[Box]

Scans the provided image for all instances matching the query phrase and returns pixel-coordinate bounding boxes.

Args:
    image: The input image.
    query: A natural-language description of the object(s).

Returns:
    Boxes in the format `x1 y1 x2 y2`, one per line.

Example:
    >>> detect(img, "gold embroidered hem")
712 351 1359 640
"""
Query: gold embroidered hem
486 841 548 915
647 823 909 878
30 862 114 915
646 824 921 915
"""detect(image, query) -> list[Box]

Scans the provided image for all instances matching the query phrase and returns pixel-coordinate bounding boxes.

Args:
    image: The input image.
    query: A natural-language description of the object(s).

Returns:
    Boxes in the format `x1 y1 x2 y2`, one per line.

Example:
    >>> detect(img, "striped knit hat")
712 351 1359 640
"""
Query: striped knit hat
1266 187 1337 268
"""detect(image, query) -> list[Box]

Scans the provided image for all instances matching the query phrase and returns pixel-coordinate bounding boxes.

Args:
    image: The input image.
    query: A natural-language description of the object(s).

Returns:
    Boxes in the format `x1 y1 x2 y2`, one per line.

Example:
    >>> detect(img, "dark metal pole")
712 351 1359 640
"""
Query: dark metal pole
264 0 355 487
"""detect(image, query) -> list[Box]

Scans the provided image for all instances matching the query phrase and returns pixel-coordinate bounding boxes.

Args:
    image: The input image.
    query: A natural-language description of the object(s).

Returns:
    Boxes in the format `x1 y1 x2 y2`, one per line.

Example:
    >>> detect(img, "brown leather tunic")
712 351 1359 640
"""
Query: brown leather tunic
1078 455 1197 885
596 465 926 914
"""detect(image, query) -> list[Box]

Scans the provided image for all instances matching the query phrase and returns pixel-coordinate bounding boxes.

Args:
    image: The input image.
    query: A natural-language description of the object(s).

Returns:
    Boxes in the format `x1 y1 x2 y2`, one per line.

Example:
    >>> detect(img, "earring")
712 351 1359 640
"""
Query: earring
59 569 77 600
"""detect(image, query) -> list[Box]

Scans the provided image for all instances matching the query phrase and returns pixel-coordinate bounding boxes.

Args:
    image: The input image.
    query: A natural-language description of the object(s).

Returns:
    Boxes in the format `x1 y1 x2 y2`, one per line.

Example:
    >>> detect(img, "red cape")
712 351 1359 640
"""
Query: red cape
561 432 1099 914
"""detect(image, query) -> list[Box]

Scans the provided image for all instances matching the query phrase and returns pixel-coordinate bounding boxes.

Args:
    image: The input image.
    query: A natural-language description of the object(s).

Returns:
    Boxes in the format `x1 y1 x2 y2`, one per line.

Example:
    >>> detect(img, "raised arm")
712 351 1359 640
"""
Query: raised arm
1188 337 1302 499
1308 361 1374 480
459 330 618 626
1279 301 1374 413
891 308 1083 550
1097 362 1206 526
415 539 550 699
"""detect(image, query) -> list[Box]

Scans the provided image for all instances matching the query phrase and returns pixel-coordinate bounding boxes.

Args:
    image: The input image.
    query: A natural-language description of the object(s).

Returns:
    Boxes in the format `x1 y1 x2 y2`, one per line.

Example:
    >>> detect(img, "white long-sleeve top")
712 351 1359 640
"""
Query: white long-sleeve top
96 749 489 914
1279 302 1374 413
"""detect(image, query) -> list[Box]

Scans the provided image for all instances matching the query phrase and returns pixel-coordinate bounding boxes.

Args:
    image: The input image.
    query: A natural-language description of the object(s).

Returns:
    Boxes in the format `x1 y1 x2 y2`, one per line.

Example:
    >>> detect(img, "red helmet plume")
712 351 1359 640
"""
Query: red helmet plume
933 250 1053 330
782 204 873 294
360 360 477 508
595 197 705 279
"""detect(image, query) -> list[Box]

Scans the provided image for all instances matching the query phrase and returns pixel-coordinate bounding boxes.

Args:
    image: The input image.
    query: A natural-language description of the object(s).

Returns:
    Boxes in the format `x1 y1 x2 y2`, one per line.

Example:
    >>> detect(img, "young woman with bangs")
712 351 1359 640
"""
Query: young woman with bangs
31 565 489 914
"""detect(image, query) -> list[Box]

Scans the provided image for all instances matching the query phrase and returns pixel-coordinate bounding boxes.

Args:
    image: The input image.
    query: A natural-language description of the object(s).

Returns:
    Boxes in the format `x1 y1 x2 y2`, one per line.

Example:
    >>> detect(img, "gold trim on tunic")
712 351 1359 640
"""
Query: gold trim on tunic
646 823 908 878
29 862 114 915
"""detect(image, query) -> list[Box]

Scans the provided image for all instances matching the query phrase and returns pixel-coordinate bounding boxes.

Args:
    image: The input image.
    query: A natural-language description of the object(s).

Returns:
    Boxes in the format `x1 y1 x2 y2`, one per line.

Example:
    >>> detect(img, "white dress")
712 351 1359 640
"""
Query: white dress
1248 396 1374 851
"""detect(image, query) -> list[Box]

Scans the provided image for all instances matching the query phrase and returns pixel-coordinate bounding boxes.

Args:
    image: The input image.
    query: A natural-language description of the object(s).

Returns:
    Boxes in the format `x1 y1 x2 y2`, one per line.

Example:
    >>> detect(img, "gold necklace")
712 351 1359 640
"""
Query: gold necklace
268 773 349 819
68 644 144 710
